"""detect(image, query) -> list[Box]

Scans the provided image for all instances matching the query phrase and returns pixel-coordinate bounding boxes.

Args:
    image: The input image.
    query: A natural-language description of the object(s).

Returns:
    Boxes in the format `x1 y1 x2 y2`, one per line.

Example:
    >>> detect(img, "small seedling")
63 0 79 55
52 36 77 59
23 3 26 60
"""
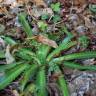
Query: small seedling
51 2 61 12
37 21 48 31
52 15 61 23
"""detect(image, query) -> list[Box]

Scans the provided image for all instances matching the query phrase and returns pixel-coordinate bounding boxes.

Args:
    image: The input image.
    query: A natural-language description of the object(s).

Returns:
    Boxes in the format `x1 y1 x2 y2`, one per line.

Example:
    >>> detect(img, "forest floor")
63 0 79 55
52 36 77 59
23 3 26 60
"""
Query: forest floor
0 0 96 96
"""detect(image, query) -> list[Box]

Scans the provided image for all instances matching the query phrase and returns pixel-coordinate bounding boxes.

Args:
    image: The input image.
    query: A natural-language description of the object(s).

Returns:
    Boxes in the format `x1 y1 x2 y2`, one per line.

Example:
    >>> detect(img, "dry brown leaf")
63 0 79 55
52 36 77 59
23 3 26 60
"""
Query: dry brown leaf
5 45 15 64
36 34 58 48
0 7 7 13
73 0 87 6
84 17 94 28
32 0 47 7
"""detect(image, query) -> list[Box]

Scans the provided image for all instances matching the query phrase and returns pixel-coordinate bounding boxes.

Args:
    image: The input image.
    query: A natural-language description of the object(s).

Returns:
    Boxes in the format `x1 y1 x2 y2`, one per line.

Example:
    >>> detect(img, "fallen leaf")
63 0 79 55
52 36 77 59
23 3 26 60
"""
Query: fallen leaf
84 17 95 28
36 34 58 48
5 45 15 64
33 0 47 7
73 0 87 6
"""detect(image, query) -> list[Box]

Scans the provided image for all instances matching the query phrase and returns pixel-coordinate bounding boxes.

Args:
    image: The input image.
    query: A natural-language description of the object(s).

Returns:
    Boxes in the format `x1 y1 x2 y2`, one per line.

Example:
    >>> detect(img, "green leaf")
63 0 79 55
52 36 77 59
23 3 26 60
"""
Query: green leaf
63 61 96 71
47 41 77 61
2 36 16 45
23 83 36 95
51 2 60 12
0 63 28 90
52 15 61 23
36 67 47 96
37 44 50 64
61 26 74 37
41 14 49 20
35 45 50 96
16 48 41 65
57 75 69 96
15 48 35 60
20 64 38 91
37 21 48 31
0 61 24 72
36 45 50 96
89 4 96 13
53 65 69 96
18 13 33 37
53 51 96 63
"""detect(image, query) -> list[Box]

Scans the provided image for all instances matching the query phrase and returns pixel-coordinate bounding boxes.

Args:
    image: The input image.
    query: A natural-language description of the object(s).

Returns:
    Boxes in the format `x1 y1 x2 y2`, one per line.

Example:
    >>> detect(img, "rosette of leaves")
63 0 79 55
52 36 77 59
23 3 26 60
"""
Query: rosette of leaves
0 13 96 96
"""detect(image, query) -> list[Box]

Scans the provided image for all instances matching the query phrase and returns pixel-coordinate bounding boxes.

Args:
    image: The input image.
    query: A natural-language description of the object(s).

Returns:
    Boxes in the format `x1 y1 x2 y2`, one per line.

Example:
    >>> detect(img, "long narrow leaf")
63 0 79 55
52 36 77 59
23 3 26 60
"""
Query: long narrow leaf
20 64 38 91
3 36 16 45
63 61 96 71
36 67 47 96
57 76 69 96
37 44 50 64
36 45 50 96
53 51 96 63
0 63 28 90
0 61 24 72
47 41 76 61
53 65 69 96
15 48 40 64
18 13 33 37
